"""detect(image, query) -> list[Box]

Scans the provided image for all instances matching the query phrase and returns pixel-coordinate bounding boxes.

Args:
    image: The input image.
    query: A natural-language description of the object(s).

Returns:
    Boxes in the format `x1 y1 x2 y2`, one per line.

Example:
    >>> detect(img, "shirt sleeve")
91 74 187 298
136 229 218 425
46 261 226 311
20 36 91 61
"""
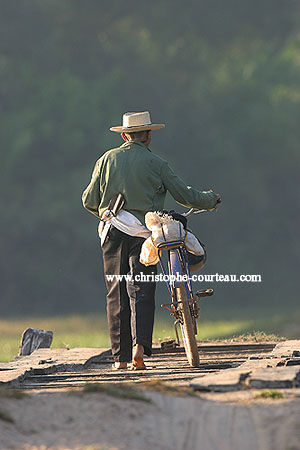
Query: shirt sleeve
161 161 218 210
82 159 102 218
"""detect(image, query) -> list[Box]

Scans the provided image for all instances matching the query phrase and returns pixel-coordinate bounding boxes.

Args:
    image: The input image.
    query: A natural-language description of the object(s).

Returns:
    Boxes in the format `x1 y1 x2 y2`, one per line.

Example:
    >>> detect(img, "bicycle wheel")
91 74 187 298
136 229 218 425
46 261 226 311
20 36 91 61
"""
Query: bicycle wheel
176 284 200 367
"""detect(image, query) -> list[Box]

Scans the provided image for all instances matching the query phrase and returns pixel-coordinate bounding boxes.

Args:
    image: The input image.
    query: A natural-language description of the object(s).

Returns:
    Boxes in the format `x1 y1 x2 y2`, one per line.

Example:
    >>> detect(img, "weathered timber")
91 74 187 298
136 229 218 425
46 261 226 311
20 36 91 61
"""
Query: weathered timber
0 347 108 386
270 340 300 358
19 328 53 356
2 341 297 391
248 366 300 389
190 340 300 392
152 342 276 354
190 370 248 392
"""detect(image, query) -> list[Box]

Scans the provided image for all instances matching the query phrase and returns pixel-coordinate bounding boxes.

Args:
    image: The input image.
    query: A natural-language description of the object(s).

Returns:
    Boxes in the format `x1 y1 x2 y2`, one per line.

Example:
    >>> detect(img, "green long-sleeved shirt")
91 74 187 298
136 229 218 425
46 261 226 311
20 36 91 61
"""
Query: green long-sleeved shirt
82 140 217 224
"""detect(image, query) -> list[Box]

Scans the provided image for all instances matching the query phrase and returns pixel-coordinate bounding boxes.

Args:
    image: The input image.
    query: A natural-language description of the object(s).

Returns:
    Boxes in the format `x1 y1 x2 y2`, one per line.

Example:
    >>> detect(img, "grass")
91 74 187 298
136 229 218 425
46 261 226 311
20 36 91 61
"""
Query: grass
0 313 297 363
137 379 196 397
154 318 254 343
0 315 111 363
80 383 151 403
76 380 195 400
221 331 284 343
255 390 284 400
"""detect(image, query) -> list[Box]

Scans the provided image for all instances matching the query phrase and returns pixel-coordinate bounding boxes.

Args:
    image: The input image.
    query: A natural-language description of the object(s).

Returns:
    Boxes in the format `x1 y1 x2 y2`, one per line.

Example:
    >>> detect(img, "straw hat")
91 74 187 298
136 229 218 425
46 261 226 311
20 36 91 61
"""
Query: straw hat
110 111 165 133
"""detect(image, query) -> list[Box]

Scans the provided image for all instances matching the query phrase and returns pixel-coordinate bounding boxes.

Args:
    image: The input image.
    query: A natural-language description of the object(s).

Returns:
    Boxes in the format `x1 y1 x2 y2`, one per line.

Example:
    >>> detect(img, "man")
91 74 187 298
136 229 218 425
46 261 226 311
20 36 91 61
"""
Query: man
82 111 220 370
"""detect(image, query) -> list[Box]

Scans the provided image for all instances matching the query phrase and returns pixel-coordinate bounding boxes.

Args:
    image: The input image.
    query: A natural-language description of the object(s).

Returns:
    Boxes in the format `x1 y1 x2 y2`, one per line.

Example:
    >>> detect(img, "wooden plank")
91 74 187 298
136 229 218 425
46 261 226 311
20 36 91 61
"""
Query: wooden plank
249 367 300 389
19 328 53 356
0 347 108 385
190 340 300 392
152 342 276 354
190 369 248 392
270 340 300 357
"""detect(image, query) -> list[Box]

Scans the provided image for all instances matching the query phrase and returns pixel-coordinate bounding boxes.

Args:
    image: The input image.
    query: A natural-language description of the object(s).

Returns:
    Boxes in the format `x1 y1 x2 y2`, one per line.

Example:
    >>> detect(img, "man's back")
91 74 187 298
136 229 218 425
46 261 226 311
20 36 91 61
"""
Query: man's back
98 140 167 223
83 140 218 224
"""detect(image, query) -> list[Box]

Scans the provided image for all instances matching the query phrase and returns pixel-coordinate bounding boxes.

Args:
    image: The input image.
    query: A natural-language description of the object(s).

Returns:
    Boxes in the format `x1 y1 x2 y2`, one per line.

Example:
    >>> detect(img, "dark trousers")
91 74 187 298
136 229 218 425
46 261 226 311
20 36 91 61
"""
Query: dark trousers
102 226 157 362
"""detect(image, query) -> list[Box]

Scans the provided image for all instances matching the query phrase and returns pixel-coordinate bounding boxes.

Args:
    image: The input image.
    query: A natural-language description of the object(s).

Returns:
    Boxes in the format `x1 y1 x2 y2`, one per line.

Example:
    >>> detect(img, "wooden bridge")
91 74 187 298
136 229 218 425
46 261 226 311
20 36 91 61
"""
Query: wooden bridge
1 340 299 392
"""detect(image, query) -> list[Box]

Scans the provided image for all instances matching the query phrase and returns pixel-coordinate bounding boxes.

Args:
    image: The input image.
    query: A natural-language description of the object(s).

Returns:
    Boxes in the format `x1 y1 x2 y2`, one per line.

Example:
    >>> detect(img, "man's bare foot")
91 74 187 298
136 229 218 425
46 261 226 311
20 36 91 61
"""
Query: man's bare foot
132 344 145 368
112 362 127 370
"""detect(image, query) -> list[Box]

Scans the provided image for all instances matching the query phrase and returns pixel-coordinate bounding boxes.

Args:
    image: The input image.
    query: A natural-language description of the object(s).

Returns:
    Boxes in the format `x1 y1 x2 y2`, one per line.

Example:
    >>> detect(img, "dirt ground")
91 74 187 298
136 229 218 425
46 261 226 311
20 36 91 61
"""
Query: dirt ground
0 388 299 450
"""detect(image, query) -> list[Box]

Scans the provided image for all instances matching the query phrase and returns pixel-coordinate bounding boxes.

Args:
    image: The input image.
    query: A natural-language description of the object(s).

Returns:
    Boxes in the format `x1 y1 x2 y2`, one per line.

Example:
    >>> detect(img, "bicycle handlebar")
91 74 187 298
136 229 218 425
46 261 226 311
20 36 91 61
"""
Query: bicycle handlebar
182 199 221 217
182 208 207 217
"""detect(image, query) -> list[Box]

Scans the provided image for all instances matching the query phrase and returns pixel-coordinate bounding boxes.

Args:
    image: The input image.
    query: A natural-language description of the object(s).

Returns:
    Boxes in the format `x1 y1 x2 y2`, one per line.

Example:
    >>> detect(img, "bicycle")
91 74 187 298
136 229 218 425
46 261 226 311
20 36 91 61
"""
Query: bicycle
158 207 214 367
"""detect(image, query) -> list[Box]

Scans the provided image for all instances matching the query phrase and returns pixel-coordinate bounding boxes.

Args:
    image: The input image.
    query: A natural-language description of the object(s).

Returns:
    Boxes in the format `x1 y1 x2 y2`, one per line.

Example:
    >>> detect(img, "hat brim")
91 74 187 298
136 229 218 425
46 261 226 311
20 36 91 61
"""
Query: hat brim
110 124 165 133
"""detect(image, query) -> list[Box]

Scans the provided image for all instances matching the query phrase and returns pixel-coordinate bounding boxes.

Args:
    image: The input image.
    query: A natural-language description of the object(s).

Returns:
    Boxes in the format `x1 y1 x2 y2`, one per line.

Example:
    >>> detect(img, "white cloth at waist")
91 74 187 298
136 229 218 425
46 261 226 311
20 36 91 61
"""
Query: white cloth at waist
98 210 151 245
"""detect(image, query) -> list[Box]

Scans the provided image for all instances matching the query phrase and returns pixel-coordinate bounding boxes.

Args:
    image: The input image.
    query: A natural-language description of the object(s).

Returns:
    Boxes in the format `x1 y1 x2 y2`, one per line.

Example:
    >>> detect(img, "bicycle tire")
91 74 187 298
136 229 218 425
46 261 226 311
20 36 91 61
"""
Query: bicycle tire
176 284 200 367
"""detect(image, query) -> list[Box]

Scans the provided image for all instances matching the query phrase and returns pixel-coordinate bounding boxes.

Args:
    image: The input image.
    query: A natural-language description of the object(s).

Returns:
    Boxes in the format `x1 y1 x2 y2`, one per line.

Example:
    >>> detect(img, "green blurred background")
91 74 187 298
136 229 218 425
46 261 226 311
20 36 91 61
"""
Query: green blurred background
0 0 299 348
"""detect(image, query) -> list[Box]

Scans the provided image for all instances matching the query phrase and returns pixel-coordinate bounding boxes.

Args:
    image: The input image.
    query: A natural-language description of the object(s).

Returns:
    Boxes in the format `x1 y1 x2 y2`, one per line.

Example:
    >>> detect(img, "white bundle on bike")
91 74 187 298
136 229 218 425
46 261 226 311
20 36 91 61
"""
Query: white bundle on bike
147 211 185 246
140 212 205 266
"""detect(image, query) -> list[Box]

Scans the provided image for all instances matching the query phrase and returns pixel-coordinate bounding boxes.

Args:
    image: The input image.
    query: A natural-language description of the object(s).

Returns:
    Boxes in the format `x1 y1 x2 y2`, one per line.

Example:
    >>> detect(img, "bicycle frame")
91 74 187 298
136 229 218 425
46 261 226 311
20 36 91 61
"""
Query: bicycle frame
158 241 200 346
157 207 217 363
